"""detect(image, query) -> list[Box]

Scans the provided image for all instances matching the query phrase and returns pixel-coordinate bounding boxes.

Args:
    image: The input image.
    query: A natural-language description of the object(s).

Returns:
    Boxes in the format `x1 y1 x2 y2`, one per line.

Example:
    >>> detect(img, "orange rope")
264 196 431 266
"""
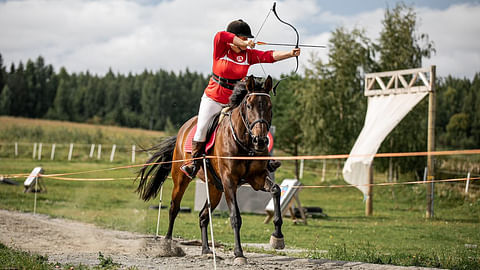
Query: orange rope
289 177 479 189
207 149 480 160
4 149 479 179
38 174 478 192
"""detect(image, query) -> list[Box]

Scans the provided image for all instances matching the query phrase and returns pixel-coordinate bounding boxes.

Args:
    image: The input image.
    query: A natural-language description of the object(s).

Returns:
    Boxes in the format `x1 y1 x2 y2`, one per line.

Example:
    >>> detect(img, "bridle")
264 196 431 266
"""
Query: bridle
228 92 272 155
241 93 271 138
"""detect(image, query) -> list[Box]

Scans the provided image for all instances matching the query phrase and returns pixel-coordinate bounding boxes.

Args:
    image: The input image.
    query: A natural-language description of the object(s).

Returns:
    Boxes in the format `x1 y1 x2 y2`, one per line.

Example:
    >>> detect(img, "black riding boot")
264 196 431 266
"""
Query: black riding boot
181 141 206 179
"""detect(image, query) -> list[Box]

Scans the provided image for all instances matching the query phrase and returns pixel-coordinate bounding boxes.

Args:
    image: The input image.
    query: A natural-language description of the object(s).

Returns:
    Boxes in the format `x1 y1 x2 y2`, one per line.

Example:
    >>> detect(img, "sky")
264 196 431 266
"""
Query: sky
1 0 479 79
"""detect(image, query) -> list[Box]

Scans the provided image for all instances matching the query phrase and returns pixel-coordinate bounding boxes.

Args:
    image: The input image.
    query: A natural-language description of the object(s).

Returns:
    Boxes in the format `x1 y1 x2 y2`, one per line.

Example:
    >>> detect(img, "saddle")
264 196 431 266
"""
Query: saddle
184 110 223 154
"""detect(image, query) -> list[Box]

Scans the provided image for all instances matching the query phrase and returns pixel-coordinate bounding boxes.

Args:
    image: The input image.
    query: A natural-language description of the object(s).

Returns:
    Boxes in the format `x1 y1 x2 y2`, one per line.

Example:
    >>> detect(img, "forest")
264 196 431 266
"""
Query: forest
0 3 479 176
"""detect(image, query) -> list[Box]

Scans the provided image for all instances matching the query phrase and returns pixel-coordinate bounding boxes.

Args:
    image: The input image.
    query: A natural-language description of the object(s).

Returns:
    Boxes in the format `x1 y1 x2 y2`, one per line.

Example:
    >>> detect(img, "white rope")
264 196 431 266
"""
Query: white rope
155 185 164 238
203 157 217 270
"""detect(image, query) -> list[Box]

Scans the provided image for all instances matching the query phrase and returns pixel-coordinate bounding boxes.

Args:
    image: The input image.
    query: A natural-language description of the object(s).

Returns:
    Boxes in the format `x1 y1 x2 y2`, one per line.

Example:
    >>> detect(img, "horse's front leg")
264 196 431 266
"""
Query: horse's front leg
224 184 247 264
198 182 222 255
264 175 285 249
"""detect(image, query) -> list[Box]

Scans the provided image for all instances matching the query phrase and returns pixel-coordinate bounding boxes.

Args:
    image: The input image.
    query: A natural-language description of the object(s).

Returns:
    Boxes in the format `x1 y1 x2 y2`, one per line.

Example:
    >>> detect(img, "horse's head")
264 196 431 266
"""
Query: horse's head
242 75 273 152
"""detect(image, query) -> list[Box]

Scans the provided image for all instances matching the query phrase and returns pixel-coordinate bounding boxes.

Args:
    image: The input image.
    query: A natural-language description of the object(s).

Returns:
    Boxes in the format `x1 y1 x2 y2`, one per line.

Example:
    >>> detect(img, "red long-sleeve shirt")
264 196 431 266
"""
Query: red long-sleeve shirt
204 31 276 104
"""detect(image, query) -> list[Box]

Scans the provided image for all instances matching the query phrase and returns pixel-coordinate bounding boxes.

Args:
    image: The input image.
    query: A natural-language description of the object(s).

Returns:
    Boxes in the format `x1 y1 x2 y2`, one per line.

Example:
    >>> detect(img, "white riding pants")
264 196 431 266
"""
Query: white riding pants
193 93 228 142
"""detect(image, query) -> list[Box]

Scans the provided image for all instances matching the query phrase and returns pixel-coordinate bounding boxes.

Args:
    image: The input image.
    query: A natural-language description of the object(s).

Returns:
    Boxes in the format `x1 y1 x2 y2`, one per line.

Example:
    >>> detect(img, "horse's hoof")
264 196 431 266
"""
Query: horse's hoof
201 249 213 256
270 235 285 250
233 256 247 265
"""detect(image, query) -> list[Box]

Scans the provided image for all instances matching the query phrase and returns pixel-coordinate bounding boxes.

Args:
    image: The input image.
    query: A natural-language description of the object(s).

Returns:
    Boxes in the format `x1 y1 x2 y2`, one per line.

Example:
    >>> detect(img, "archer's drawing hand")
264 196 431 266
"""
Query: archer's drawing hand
246 40 255 48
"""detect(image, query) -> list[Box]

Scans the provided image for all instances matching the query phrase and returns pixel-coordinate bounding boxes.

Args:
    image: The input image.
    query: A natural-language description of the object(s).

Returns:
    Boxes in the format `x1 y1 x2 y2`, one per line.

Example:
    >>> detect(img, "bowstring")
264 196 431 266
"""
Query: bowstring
253 6 273 79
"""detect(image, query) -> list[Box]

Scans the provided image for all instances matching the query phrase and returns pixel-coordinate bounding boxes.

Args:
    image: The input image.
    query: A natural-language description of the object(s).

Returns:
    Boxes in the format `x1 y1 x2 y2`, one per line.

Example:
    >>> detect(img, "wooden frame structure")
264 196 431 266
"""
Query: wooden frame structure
364 66 436 218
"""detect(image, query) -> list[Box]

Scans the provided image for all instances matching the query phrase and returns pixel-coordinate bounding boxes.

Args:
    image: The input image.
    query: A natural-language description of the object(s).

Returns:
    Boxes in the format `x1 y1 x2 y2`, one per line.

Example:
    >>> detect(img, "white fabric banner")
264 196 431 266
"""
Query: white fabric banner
342 92 429 196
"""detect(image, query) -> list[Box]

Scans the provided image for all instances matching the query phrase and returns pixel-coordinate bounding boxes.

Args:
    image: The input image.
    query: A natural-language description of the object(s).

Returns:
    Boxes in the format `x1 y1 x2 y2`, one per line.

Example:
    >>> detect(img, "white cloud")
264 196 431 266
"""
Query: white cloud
419 4 480 78
0 0 478 79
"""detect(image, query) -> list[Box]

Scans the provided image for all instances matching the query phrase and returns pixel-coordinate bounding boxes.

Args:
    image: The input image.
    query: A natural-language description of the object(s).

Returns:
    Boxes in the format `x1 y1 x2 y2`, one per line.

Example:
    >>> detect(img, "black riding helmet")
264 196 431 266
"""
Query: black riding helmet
226 19 254 38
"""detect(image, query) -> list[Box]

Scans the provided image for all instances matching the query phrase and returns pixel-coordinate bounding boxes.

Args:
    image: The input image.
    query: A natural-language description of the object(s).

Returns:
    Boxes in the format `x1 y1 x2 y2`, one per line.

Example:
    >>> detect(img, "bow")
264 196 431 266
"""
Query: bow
272 2 299 75
254 2 300 94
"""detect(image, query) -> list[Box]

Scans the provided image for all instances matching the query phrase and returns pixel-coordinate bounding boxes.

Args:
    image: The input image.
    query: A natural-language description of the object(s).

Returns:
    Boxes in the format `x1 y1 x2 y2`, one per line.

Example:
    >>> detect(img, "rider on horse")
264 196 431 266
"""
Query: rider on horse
181 19 301 179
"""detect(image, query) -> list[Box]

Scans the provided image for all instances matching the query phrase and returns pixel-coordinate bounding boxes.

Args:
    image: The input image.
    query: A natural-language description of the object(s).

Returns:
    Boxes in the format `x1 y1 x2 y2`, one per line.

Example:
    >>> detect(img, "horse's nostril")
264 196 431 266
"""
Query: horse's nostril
263 137 269 146
253 136 259 144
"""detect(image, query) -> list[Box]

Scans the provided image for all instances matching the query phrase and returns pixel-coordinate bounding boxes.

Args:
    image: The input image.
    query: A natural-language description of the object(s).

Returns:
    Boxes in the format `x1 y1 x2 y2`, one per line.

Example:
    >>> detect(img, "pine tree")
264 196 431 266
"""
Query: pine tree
0 85 13 115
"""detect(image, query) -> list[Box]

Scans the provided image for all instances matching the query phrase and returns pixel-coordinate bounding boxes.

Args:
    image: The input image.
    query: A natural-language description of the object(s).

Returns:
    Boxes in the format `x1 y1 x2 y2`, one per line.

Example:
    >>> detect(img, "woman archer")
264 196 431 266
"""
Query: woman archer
180 19 301 178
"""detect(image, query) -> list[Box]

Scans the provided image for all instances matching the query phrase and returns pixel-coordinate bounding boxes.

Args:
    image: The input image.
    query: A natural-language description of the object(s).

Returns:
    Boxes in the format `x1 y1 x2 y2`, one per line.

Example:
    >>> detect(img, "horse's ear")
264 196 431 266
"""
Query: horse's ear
246 75 255 92
265 75 273 93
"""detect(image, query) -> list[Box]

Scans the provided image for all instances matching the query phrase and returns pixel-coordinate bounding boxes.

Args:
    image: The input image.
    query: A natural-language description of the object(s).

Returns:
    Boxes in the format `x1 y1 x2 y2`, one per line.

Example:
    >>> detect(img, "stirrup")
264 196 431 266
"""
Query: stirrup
180 162 197 179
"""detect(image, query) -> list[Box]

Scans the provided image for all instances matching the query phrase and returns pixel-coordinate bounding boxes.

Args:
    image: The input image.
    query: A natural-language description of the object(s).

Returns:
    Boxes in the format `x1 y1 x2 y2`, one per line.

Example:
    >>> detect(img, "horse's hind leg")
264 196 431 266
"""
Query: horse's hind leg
264 176 284 249
198 184 222 255
165 169 190 239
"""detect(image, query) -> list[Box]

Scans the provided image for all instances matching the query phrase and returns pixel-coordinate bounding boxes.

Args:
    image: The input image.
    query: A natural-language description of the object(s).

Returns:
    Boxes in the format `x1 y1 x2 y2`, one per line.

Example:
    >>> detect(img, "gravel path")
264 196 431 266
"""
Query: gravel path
0 209 436 269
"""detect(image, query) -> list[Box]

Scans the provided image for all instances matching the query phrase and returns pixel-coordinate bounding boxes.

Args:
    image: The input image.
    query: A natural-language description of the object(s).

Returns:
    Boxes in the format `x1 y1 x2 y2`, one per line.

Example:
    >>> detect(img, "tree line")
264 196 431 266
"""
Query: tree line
0 56 208 131
0 3 478 178
271 3 479 178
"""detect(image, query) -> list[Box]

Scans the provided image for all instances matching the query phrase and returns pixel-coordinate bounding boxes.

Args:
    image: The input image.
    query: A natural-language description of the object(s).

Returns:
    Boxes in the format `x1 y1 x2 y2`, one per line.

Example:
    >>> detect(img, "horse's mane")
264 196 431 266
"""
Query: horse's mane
229 81 248 108
228 77 265 108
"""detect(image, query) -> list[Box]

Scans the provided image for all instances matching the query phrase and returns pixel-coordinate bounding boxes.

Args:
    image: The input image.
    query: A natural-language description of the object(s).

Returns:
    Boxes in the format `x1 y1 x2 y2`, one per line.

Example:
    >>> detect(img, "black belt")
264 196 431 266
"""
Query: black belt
212 73 240 90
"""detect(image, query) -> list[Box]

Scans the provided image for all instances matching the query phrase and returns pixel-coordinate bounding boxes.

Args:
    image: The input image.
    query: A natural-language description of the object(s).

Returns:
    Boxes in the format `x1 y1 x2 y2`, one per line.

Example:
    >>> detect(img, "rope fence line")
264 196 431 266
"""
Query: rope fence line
3 148 479 179
31 174 480 190
5 159 192 178
206 149 480 160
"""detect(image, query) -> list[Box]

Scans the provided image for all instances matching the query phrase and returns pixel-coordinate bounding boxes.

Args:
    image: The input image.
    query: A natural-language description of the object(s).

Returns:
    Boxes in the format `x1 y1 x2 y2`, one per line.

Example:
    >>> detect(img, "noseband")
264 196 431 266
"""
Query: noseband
228 92 272 155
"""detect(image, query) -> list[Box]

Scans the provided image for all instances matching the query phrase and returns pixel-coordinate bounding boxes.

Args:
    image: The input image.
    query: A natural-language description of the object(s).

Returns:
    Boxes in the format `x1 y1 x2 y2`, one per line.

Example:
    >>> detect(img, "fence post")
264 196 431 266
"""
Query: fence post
132 145 136 163
51 144 56 160
38 143 42 160
299 159 304 179
321 159 326 182
365 163 373 216
465 172 471 194
97 144 102 160
89 144 95 158
110 144 116 162
68 143 74 161
426 65 436 219
15 142 18 157
32 143 37 159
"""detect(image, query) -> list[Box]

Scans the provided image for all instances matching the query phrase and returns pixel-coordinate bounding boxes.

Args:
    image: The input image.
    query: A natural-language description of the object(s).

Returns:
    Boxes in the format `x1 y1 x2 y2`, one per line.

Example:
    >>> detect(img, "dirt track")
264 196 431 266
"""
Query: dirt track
0 209 436 269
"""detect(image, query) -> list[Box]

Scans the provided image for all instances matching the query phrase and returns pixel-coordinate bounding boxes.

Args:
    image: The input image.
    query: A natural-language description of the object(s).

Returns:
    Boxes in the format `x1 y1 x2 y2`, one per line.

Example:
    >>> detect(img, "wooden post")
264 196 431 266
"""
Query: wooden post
321 159 326 182
89 144 95 158
299 159 304 179
15 142 18 157
51 144 56 160
426 65 436 219
365 163 373 216
110 144 116 162
131 145 136 163
97 144 102 160
465 172 471 194
68 143 74 161
37 143 42 160
32 143 37 159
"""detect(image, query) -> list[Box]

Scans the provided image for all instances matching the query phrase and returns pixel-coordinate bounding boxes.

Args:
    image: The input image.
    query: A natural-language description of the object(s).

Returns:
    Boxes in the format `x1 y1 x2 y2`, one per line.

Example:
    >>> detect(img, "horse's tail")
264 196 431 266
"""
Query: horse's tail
135 136 177 201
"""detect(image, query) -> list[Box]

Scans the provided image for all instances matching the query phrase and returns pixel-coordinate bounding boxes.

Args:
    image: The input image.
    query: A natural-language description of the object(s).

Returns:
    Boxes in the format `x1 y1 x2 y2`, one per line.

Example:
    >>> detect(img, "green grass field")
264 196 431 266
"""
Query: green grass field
0 117 479 269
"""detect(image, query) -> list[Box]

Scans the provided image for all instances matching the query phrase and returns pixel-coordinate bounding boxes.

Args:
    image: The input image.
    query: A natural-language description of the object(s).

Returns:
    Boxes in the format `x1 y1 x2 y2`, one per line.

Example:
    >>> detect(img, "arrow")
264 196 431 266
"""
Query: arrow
256 41 326 48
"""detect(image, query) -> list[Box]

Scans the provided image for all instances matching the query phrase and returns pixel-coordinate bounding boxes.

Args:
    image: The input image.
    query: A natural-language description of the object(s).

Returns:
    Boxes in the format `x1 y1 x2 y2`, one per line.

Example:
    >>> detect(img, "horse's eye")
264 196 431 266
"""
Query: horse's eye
247 104 252 110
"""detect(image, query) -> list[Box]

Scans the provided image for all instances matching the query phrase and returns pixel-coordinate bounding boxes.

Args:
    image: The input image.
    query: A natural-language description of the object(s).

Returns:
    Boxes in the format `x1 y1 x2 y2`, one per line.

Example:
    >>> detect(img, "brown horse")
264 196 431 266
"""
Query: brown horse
136 75 284 264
